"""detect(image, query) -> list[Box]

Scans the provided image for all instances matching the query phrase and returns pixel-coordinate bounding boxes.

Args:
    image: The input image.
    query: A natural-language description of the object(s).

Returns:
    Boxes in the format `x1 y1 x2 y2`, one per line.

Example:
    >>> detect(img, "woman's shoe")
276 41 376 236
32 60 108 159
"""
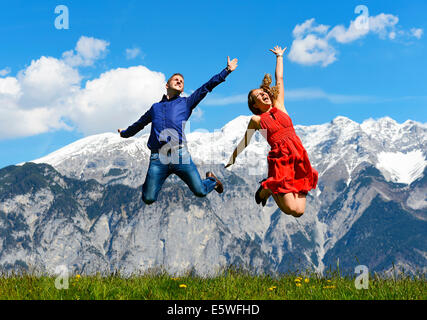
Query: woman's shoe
255 179 267 207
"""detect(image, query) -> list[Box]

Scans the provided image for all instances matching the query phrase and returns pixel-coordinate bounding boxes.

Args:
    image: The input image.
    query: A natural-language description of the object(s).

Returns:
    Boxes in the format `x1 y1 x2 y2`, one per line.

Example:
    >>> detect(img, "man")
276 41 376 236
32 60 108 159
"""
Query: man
118 56 238 204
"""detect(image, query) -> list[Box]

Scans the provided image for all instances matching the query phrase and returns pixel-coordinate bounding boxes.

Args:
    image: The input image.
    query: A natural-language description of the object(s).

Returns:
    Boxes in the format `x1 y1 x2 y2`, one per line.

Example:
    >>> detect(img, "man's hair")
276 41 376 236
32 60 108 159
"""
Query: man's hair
167 73 184 84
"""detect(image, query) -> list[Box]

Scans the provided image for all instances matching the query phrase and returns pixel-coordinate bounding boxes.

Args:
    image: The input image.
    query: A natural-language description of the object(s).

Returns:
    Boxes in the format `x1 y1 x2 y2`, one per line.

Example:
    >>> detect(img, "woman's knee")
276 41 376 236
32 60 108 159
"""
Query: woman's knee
279 202 304 217
292 202 306 217
291 209 304 218
280 208 304 218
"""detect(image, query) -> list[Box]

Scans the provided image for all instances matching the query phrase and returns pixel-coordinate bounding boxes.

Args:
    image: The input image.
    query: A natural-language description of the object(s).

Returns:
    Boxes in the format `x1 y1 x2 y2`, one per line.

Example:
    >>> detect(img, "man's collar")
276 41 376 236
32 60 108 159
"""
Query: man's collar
161 93 181 102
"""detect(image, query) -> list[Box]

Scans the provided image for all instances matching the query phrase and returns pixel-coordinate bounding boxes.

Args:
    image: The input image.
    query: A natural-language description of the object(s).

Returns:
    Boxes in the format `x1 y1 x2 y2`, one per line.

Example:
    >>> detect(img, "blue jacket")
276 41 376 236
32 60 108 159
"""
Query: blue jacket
120 68 231 151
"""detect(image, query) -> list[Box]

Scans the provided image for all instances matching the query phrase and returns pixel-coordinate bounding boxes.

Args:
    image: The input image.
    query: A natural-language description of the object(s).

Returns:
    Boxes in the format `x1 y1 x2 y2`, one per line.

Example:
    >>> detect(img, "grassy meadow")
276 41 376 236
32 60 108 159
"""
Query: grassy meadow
0 268 425 300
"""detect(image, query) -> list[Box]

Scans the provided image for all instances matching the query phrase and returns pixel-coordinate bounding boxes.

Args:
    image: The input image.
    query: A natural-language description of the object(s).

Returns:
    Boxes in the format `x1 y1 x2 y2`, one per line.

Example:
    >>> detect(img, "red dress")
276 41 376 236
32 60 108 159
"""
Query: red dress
260 107 318 195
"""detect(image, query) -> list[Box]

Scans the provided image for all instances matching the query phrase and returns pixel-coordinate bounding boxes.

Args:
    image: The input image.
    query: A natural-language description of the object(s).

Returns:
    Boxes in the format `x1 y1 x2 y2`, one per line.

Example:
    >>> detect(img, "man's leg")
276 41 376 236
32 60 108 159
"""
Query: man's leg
142 153 170 204
172 148 217 197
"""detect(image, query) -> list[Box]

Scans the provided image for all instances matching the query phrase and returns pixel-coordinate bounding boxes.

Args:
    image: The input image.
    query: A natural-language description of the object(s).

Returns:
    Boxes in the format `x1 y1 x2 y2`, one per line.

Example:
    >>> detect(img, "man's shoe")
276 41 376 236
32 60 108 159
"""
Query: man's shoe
206 171 224 194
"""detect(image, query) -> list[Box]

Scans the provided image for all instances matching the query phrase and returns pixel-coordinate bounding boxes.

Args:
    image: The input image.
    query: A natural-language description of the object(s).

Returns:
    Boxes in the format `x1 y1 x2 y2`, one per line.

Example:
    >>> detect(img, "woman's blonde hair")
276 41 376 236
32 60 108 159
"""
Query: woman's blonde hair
247 74 279 115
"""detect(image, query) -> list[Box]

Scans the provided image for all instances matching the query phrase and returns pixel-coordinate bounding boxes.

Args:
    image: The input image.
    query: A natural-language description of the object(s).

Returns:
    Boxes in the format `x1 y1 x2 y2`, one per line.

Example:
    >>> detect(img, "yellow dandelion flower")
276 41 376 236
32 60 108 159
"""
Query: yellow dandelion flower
323 285 336 289
296 283 302 287
327 280 332 283
294 278 301 283
179 284 187 288
171 277 179 281
75 275 81 279
268 286 277 291
304 278 309 283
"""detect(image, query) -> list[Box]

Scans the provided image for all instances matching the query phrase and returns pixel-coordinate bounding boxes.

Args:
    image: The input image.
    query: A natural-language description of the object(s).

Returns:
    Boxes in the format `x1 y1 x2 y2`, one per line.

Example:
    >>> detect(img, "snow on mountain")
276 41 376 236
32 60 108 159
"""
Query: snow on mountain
30 132 150 186
30 116 427 188
32 132 150 167
377 150 427 184
299 116 426 184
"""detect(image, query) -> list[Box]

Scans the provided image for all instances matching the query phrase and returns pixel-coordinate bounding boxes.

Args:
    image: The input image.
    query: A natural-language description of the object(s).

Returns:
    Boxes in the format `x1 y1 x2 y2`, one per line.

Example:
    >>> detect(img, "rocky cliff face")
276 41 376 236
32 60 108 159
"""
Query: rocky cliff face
1 116 426 276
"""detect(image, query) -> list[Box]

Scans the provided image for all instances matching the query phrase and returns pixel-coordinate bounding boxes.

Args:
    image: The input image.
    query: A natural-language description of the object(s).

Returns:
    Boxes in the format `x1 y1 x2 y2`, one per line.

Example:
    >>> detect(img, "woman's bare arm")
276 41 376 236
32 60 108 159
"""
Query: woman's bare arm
225 116 260 168
269 46 288 114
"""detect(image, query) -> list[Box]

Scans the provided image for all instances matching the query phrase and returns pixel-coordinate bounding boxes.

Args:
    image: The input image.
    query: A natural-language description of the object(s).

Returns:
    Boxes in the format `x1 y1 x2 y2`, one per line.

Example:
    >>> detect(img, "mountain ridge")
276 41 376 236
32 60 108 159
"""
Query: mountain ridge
1 115 426 276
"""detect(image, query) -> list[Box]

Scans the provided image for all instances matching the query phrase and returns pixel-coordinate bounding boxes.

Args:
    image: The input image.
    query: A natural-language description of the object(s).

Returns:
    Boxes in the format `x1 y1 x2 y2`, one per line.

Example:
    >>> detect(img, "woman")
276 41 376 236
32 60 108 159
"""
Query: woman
225 46 318 218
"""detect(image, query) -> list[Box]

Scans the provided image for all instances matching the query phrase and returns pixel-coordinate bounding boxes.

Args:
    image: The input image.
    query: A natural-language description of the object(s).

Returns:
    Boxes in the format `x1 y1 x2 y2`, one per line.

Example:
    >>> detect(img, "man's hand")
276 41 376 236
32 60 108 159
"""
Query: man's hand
269 46 287 57
118 129 124 135
227 56 238 72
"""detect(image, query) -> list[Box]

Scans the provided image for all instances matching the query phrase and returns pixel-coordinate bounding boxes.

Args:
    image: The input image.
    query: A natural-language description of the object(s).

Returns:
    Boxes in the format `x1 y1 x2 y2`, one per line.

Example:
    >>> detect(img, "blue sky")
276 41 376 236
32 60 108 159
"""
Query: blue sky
0 0 426 168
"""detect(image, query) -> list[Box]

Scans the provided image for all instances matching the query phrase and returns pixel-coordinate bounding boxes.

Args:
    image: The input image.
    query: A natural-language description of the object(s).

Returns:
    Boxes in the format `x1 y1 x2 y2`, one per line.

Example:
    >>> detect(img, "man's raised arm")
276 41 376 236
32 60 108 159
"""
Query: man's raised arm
118 108 152 138
186 56 238 110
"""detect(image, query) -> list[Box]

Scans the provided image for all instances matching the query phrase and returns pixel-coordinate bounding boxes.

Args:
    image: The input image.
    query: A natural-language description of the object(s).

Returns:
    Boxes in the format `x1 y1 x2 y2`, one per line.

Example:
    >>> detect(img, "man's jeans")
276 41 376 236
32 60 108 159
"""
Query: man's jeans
142 147 217 204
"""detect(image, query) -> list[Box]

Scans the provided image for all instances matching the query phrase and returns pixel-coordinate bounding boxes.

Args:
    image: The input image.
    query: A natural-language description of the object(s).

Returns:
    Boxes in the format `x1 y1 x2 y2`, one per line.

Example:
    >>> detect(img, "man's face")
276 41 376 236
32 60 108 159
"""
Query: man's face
166 75 184 93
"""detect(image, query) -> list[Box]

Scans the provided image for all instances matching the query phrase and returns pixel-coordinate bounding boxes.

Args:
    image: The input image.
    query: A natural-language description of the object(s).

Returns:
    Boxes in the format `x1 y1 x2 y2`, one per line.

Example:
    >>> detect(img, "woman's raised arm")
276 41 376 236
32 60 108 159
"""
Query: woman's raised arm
269 46 287 113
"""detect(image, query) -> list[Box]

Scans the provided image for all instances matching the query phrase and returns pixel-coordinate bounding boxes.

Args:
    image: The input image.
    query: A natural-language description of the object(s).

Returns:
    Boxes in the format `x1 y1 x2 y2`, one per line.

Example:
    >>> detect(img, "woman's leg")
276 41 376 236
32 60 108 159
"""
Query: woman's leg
271 192 306 218
259 188 272 201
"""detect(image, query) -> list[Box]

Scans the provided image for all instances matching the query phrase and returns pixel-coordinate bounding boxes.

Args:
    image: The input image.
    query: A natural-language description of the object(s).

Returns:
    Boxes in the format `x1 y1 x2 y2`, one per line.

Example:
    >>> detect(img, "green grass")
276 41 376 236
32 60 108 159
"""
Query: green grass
0 268 425 300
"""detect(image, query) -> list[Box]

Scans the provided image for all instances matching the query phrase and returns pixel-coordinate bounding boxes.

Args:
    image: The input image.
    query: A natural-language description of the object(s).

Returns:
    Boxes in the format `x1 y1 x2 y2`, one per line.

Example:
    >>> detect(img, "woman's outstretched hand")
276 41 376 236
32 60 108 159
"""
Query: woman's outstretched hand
269 46 287 57
227 56 238 72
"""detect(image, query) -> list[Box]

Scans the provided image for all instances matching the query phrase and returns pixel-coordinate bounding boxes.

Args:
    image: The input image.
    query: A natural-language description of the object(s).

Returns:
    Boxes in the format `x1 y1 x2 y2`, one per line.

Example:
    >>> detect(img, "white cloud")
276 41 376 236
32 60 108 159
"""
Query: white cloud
327 17 370 44
288 34 337 67
62 36 109 67
0 77 20 97
17 56 81 108
289 12 422 67
126 47 144 60
367 13 400 39
292 18 330 38
411 28 423 39
0 107 69 139
0 36 168 140
0 67 11 76
0 57 79 138
67 66 165 135
0 69 73 139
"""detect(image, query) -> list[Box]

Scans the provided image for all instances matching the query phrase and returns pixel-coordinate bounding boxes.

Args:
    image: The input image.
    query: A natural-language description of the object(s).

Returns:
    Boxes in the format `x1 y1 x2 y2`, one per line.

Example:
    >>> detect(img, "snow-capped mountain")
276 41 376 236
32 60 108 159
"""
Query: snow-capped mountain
32 115 427 188
1 116 426 276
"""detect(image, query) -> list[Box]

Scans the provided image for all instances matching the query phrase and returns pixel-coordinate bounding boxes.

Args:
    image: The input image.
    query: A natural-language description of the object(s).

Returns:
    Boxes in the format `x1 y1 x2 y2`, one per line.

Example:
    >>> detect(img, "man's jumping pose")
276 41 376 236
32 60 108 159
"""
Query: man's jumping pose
118 56 238 204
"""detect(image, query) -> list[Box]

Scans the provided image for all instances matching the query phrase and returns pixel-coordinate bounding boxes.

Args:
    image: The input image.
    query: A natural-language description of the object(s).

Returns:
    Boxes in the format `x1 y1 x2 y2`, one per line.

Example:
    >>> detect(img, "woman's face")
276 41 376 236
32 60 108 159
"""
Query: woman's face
251 89 272 113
